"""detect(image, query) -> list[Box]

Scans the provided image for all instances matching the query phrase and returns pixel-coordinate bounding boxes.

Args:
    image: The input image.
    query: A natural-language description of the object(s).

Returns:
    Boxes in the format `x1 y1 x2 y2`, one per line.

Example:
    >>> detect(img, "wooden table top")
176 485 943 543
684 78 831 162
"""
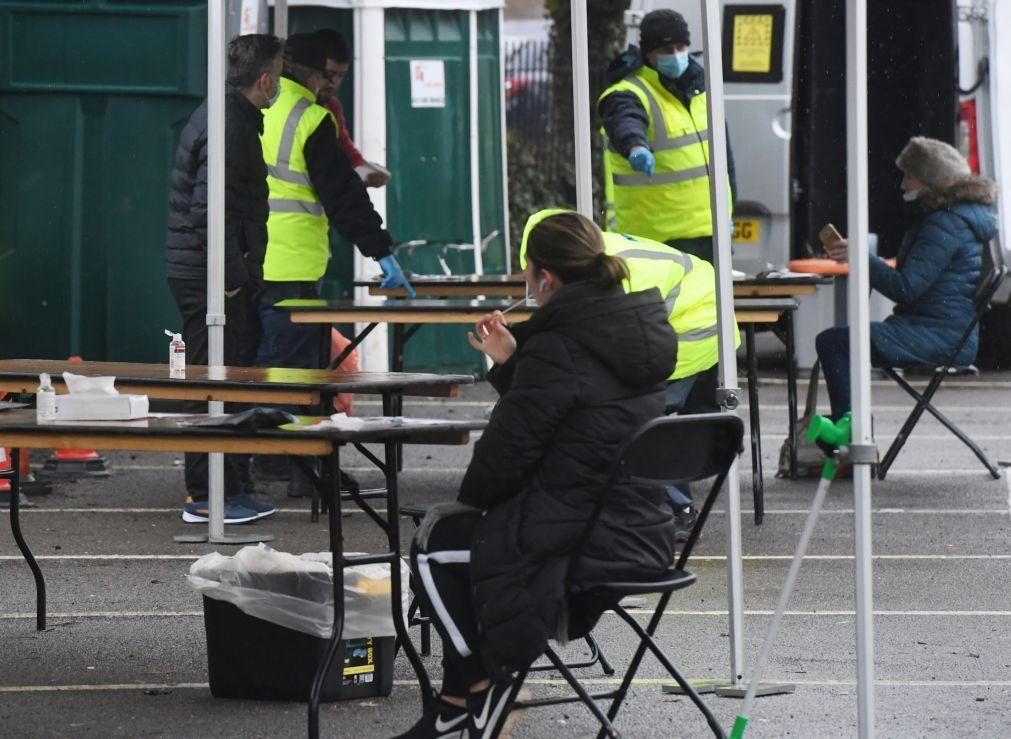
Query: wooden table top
278 297 797 325
0 409 484 455
277 298 537 324
0 360 474 401
359 273 832 298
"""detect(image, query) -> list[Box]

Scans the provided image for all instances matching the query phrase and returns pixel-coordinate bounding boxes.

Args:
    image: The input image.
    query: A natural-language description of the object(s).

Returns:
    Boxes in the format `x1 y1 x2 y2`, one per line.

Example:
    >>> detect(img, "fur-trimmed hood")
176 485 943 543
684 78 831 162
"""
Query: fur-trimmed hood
919 175 998 211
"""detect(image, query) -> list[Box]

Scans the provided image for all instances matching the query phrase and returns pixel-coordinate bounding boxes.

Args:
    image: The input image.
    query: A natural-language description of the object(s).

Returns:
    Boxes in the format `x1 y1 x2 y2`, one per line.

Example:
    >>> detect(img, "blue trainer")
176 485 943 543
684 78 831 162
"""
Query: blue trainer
229 493 276 520
182 499 259 524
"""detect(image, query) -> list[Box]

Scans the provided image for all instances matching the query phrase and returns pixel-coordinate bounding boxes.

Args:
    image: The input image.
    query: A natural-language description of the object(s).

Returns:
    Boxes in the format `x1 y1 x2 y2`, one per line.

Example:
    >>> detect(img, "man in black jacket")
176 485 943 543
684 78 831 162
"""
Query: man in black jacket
165 34 283 524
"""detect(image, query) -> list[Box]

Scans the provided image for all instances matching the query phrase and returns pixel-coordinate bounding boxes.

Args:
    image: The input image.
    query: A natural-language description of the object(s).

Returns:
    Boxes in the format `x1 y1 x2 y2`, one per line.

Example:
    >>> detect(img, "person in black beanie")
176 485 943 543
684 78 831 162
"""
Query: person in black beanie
598 8 737 265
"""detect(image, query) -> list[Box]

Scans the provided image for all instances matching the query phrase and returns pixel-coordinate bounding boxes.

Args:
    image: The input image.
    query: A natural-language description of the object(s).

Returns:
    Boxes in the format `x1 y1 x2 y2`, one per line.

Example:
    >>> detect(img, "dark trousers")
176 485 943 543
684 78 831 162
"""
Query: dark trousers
410 512 485 697
816 325 891 421
254 280 325 490
667 235 714 264
664 364 720 506
167 278 259 500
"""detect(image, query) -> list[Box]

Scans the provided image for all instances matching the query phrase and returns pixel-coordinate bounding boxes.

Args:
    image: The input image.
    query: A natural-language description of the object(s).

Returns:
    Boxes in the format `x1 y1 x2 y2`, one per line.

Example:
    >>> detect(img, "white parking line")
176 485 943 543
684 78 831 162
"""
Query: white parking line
620 609 1011 617
1 553 1006 563
4 506 1007 516
3 609 1009 621
5 508 384 515
0 611 202 619
4 678 1008 694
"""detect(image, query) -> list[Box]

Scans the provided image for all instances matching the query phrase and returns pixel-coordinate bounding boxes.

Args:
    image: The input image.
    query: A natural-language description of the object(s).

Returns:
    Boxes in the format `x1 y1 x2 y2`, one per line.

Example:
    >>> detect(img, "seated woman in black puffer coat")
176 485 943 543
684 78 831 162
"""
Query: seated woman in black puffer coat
394 212 679 739
817 136 999 421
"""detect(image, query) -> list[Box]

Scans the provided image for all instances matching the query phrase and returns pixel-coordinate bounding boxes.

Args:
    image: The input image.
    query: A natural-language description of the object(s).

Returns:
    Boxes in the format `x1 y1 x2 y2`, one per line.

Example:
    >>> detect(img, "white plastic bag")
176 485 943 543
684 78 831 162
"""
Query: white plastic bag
187 544 410 640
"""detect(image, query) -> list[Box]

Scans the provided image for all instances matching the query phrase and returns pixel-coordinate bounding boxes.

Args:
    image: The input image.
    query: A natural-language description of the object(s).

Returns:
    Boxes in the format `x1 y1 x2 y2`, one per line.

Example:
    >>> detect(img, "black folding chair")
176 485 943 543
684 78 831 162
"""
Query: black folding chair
877 239 1007 480
511 413 744 739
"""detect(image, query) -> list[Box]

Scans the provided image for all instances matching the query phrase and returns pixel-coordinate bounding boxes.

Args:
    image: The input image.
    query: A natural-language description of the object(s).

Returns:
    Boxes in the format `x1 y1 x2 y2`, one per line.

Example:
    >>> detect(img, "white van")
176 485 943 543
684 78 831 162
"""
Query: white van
620 0 1008 275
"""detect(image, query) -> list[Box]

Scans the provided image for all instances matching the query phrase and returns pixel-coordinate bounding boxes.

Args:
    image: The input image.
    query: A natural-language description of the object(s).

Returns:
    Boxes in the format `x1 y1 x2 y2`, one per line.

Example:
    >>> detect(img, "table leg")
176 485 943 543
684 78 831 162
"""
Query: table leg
384 439 434 709
9 449 46 630
745 326 764 525
308 448 346 739
785 315 799 479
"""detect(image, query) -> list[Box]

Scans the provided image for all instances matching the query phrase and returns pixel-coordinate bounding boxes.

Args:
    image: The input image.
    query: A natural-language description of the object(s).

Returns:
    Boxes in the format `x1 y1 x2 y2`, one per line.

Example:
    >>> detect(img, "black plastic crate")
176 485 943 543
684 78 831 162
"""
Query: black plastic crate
202 597 394 702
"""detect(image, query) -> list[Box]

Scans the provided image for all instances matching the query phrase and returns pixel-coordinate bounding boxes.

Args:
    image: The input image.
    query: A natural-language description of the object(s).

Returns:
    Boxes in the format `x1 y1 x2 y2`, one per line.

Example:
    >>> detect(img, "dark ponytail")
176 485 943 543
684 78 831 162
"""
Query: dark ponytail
525 212 629 288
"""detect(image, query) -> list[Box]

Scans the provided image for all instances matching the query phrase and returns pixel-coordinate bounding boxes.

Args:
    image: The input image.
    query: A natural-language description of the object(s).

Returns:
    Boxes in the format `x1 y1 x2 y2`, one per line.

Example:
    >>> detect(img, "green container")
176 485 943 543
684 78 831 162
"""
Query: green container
0 0 207 361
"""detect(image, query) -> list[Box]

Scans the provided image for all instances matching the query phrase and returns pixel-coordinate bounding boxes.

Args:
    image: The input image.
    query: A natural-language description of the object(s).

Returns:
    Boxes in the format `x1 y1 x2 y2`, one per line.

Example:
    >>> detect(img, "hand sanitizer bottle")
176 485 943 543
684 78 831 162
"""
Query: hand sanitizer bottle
37 373 57 422
165 330 186 377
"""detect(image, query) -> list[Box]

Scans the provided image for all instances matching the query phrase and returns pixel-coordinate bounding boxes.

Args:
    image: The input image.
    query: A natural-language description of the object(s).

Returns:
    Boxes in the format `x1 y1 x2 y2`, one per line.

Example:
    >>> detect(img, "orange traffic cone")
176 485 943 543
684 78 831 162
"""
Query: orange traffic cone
0 447 33 508
40 356 111 478
0 446 11 493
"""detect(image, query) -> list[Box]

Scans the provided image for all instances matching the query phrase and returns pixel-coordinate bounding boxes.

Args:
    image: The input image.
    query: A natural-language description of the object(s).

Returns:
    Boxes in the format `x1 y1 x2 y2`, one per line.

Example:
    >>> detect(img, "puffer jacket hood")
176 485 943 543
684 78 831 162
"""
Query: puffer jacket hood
512 281 676 388
919 174 998 216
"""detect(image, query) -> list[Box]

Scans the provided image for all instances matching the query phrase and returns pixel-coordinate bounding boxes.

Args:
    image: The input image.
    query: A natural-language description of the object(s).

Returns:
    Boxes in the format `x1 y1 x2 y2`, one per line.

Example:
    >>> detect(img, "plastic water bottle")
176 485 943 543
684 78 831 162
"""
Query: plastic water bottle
37 373 56 422
165 330 186 377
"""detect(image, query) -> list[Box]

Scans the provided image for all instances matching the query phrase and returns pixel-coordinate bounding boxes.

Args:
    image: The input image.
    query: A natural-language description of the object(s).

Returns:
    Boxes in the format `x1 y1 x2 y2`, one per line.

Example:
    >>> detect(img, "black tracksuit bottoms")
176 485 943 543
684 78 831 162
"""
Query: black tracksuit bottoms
410 511 486 697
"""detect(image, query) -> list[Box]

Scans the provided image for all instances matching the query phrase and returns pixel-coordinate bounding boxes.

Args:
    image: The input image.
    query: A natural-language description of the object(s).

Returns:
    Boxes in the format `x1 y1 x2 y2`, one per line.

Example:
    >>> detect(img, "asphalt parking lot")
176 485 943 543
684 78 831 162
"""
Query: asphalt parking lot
2 367 1009 738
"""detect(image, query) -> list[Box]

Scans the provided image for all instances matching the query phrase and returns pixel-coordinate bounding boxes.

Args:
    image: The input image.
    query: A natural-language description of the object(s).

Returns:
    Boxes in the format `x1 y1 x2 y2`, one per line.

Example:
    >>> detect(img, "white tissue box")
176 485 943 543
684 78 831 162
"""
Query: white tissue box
55 394 149 421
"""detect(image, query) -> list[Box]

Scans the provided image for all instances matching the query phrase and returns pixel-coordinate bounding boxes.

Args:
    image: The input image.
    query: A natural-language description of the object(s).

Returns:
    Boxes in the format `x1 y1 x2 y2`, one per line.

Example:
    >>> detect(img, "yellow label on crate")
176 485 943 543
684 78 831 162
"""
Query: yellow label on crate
343 638 376 678
733 219 761 243
732 15 774 73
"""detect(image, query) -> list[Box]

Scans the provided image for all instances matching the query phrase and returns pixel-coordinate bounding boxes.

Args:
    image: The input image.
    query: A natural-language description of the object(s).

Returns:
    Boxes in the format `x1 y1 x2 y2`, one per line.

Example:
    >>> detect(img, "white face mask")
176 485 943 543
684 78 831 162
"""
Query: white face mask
902 189 921 202
265 82 280 108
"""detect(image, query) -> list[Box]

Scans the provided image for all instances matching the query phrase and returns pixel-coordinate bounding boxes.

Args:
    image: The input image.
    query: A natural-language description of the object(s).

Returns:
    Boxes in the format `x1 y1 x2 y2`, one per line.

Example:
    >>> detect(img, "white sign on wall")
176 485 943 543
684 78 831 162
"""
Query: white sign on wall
410 59 446 108
239 0 260 35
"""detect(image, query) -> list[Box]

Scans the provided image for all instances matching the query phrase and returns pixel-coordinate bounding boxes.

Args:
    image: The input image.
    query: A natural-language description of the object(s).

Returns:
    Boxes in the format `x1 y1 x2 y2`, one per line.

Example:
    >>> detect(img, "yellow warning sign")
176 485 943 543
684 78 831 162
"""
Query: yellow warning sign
732 14 774 73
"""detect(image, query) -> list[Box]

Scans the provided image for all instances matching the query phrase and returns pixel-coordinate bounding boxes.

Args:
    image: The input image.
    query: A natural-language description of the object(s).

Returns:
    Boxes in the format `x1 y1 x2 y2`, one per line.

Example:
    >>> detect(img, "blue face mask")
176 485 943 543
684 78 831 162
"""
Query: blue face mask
656 50 690 79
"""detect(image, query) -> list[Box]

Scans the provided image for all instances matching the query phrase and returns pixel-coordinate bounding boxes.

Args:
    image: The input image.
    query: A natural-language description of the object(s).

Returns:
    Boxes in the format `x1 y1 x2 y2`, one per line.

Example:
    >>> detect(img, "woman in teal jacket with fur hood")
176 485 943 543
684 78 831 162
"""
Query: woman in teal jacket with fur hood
816 136 999 421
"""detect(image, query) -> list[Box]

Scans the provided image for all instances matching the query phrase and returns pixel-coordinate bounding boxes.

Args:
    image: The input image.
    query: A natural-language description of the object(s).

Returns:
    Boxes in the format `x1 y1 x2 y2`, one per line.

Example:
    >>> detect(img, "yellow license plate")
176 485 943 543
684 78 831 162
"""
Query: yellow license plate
733 219 760 243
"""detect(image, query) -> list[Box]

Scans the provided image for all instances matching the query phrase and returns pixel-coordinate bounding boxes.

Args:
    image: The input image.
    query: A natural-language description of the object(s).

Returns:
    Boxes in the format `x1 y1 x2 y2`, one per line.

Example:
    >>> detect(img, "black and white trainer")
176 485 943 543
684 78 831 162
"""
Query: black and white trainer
391 696 470 739
467 675 523 739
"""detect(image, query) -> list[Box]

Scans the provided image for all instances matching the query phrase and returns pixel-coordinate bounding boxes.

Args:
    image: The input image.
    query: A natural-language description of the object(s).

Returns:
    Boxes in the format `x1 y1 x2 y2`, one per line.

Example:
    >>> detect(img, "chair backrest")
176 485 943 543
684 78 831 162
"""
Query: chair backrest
568 414 745 582
613 413 744 489
975 237 1008 312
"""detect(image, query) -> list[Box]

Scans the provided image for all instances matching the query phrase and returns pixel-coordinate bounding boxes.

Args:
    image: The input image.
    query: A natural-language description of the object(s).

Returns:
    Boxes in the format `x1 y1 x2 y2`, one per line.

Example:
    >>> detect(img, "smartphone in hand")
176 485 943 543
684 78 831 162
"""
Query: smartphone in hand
818 223 843 247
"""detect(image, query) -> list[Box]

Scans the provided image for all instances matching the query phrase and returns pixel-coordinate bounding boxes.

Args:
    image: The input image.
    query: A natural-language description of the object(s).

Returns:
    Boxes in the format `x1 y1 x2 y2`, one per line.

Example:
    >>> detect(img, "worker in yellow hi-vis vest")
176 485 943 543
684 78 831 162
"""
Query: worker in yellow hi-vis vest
257 34 414 496
598 9 736 265
520 210 740 539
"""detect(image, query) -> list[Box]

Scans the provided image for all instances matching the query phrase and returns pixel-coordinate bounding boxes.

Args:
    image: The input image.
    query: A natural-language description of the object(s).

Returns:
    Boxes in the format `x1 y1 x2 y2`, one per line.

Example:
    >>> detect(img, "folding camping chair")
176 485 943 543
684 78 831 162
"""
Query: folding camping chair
877 239 1007 480
511 413 744 739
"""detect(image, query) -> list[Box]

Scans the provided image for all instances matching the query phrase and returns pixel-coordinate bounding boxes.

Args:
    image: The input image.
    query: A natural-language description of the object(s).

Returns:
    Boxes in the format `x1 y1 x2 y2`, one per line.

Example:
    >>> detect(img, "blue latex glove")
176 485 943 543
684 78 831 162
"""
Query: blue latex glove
628 146 655 176
378 254 417 298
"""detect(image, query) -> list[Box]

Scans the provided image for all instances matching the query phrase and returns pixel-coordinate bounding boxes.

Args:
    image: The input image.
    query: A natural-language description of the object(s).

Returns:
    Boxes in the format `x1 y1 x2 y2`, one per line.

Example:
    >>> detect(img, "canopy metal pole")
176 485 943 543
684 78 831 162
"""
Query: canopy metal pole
175 2 273 546
845 0 876 735
206 0 227 542
700 0 745 686
570 0 592 218
468 9 484 273
273 0 287 38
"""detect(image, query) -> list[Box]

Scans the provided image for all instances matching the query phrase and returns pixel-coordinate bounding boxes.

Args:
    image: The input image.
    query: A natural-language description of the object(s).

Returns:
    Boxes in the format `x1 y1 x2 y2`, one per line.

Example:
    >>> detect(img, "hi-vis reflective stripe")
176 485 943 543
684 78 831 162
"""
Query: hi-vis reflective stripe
615 247 691 268
613 165 710 187
269 98 312 186
268 198 324 216
625 75 708 149
604 131 700 155
664 259 694 313
267 164 310 187
679 324 720 341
